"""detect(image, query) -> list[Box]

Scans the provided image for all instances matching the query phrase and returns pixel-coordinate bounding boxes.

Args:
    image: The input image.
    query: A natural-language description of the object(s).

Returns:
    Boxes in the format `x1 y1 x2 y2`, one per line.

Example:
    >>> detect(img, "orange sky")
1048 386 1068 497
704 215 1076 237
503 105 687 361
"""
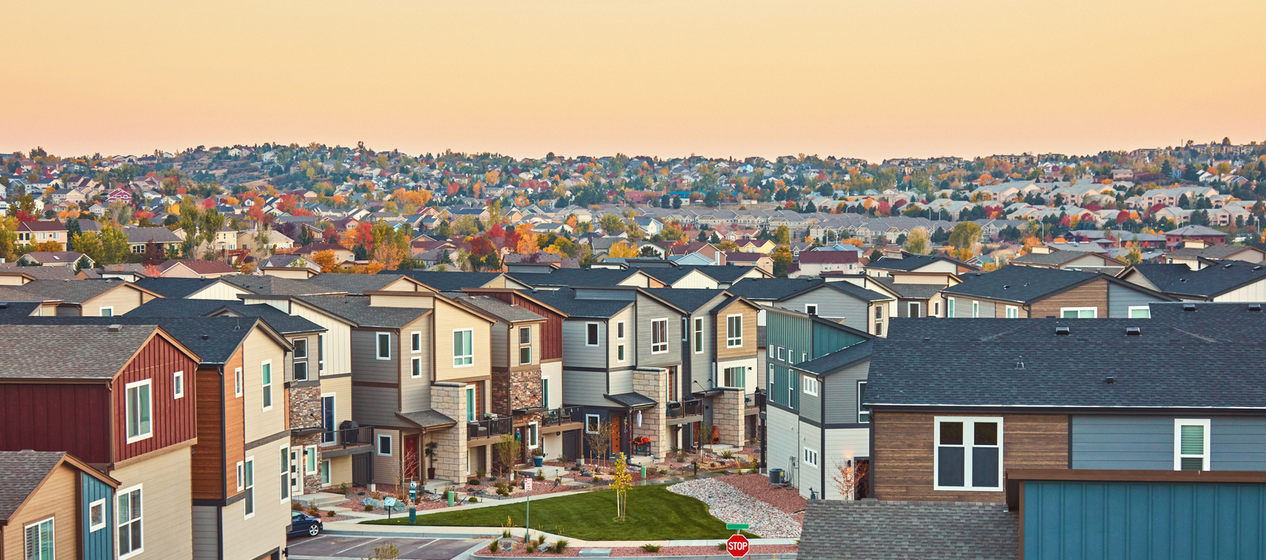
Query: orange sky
4 0 1264 162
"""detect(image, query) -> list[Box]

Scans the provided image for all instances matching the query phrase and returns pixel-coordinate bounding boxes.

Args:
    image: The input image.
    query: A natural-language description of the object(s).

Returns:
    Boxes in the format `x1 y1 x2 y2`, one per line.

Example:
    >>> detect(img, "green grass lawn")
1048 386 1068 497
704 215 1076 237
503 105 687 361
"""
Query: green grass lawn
362 485 749 541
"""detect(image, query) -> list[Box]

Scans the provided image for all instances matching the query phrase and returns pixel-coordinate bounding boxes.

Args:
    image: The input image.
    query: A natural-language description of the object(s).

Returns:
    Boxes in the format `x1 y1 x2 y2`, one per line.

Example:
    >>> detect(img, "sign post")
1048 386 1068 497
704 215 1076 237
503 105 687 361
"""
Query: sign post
524 478 533 543
725 533 750 558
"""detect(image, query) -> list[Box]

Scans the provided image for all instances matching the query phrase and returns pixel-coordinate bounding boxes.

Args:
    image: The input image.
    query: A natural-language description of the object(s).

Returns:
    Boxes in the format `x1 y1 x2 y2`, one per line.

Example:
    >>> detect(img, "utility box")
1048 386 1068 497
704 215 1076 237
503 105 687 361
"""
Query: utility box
769 468 785 484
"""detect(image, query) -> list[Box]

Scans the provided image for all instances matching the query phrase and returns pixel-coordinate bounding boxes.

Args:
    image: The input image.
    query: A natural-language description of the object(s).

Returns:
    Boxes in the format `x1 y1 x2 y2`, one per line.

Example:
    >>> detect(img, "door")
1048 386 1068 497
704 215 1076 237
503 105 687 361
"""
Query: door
321 395 336 444
404 437 419 481
516 426 530 464
352 453 372 486
610 413 623 456
290 449 303 496
562 430 580 461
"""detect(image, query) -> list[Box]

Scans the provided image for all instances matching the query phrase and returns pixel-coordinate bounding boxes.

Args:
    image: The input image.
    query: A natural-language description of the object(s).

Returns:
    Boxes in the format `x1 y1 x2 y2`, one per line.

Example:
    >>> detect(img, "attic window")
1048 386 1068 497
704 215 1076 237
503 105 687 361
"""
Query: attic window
1054 326 1071 336
1125 327 1141 336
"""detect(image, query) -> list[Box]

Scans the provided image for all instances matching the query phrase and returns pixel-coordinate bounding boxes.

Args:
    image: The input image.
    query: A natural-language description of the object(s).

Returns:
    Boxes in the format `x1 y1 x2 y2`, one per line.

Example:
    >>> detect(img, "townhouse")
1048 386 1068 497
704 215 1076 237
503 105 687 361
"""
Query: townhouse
0 451 119 560
1119 260 1266 302
941 265 1175 319
15 221 69 250
728 277 895 336
7 278 162 317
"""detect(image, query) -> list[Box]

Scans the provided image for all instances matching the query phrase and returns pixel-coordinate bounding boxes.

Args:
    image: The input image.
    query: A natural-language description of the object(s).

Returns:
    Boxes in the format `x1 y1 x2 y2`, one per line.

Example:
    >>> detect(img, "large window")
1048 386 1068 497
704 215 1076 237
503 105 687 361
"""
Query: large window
118 485 143 557
262 361 273 410
694 317 704 353
908 302 921 318
453 329 473 367
585 414 601 434
934 417 1003 491
243 459 254 518
586 323 600 346
1175 419 1210 471
726 315 743 347
376 332 391 360
802 375 818 396
1060 307 1097 319
650 319 668 353
125 380 152 444
723 366 745 388
857 381 869 423
24 517 54 560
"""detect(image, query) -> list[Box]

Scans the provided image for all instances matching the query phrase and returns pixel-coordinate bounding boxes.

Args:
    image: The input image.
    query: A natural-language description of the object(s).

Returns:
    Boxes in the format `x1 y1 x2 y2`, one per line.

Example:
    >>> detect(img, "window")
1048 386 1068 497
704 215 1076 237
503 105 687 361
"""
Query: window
875 306 883 319
294 360 308 382
125 380 152 443
934 302 940 317
802 447 819 468
519 327 532 365
280 445 290 502
971 301 979 318
768 364 775 395
723 366 745 388
617 343 626 362
318 333 326 374
874 320 883 336
777 347 785 361
320 460 330 485
173 371 184 399
305 445 318 474
908 302 921 318
1175 419 1210 471
802 352 807 363
586 323 600 346
682 317 688 341
542 378 550 409
25 517 54 560
294 339 309 381
519 326 531 344
1005 305 1019 319
935 417 1003 491
236 461 245 491
585 414 601 434
726 315 743 347
410 331 422 353
527 422 539 448
787 370 796 407
89 498 107 532
802 375 818 396
376 332 391 360
294 338 308 359
410 356 422 378
465 385 476 422
377 434 392 457
947 297 955 318
243 459 254 518
857 381 869 423
118 485 143 556
99 306 114 317
650 319 668 353
616 321 625 339
453 329 473 367
694 317 704 353
666 367 678 402
1060 307 1097 319
261 361 273 410
321 395 335 444
805 304 818 315
234 367 243 398
1128 306 1151 319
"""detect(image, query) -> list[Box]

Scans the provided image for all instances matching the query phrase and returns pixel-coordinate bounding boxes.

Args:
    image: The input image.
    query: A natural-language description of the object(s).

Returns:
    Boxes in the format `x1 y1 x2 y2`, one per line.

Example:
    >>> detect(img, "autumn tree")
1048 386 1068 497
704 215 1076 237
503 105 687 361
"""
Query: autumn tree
773 225 791 244
830 459 869 501
772 246 793 278
101 225 130 265
947 222 983 251
512 224 538 254
607 241 639 258
311 249 340 273
904 227 929 255
71 231 104 265
611 452 632 522
598 213 625 235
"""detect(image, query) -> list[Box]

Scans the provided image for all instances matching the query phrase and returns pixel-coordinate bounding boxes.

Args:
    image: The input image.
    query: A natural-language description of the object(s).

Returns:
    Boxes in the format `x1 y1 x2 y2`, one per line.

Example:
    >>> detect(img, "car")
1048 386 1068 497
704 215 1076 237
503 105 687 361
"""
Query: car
288 510 323 538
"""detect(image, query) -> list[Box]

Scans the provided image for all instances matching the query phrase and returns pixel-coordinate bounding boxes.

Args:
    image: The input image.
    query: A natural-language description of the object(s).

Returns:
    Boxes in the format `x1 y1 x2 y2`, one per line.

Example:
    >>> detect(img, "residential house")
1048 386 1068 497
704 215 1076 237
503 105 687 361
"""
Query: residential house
793 250 862 277
1010 250 1125 274
16 221 69 251
0 450 119 560
1118 261 1266 302
866 252 978 277
8 279 162 316
293 242 356 264
1161 242 1266 270
16 251 91 268
125 227 183 254
1165 225 1227 247
941 266 1175 319
156 259 238 279
722 252 774 275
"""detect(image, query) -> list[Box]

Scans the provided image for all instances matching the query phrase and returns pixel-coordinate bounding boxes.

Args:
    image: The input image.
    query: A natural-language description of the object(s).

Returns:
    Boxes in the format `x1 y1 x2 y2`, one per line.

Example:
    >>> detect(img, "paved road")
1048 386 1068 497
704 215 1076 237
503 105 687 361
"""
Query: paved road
286 535 478 559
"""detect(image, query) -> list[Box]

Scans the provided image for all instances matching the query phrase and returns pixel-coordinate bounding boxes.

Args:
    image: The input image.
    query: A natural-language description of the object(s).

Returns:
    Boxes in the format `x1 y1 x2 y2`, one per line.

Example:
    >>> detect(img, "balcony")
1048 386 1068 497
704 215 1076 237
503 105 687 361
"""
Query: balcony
667 399 703 425
467 416 514 441
542 406 581 428
318 423 375 458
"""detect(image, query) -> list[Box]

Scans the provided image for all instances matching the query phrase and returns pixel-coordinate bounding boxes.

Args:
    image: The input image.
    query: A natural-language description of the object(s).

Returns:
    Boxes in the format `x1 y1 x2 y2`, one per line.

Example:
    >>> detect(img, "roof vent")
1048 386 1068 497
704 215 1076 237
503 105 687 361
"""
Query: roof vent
201 334 210 340
1225 263 1234 269
1125 327 1141 336
1183 303 1197 312
1002 285 1010 289
1055 326 1071 336
1015 356 1024 370
107 324 123 333
1105 376 1115 384
1251 304 1262 312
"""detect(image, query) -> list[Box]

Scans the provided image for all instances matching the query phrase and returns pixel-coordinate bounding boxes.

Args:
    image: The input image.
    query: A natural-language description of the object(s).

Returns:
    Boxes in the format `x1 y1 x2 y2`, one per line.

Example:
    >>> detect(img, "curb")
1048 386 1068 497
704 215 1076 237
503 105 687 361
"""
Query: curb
472 555 795 560
324 528 501 539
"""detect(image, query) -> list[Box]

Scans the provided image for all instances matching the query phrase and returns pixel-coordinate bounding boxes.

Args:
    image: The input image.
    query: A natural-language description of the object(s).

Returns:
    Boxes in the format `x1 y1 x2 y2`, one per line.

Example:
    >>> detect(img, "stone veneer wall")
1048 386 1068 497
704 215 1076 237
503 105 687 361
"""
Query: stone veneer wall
291 433 323 494
430 382 468 482
714 388 746 447
289 385 325 494
491 368 543 416
631 368 667 460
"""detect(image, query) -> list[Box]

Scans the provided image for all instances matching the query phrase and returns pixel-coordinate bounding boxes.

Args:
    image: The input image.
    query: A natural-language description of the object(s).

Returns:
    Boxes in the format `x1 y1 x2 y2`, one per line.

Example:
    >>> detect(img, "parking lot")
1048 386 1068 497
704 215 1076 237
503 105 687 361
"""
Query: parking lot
286 535 479 559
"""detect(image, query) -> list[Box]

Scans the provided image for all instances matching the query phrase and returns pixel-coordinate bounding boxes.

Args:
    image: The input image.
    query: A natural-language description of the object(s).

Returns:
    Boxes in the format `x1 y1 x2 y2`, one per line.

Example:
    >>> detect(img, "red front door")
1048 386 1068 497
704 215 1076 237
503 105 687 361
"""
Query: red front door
404 437 418 481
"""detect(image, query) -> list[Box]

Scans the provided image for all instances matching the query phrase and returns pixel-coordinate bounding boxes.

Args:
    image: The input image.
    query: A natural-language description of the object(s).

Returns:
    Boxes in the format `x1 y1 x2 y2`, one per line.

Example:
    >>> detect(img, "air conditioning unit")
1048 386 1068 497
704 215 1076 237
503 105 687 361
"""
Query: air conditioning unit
769 468 786 484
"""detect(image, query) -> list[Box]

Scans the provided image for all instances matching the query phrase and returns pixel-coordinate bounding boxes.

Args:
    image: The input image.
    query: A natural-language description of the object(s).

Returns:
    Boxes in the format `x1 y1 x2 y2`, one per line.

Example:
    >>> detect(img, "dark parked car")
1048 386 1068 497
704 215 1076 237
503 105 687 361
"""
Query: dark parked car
288 510 323 537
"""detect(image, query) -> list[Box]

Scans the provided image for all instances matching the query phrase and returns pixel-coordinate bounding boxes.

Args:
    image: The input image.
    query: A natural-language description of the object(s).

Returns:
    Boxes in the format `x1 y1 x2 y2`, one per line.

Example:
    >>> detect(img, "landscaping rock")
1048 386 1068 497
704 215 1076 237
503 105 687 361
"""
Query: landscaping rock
667 478 801 538
360 497 383 508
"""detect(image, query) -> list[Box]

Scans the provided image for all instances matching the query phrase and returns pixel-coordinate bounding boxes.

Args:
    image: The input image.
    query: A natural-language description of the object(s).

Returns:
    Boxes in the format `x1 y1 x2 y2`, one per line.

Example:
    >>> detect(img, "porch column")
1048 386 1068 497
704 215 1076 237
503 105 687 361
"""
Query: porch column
631 368 667 460
714 387 745 447
431 382 468 482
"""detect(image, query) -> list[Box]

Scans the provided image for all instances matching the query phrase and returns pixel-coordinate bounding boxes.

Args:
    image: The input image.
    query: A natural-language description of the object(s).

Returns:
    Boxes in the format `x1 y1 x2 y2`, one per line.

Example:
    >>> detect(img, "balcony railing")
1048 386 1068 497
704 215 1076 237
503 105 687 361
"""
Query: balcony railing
468 416 514 440
542 406 581 427
321 424 375 449
667 399 703 419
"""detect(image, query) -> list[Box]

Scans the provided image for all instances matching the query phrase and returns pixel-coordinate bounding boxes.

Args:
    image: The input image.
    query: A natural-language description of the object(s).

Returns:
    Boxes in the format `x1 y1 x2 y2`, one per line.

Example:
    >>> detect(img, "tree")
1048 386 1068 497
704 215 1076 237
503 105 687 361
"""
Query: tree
142 241 165 266
70 231 103 265
671 196 682 209
867 249 883 263
830 459 869 501
101 225 130 265
904 227 929 255
773 225 791 244
585 418 613 471
607 241 639 258
598 213 625 235
703 190 720 207
495 433 517 479
610 452 632 522
311 249 340 273
947 222 983 251
771 246 793 278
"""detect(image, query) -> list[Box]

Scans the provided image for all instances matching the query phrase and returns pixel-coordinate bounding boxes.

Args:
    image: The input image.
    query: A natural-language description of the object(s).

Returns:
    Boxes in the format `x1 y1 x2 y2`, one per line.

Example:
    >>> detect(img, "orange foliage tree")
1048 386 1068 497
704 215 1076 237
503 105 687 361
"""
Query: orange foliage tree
310 250 340 273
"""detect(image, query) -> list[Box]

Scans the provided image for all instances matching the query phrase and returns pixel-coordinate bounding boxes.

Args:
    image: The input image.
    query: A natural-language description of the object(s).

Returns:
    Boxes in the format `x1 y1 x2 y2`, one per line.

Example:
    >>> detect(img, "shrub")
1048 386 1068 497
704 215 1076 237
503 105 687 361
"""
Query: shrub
469 497 478 503
364 504 374 512
570 465 580 471
468 478 481 486
326 510 336 518
554 477 563 485
488 539 500 553
641 544 662 552
339 482 350 495
307 507 319 517
720 450 735 460
525 543 537 554
535 471 546 482
717 543 727 550
538 534 547 545
496 481 511 497
553 539 570 553
291 501 304 511
591 476 602 483
477 468 487 479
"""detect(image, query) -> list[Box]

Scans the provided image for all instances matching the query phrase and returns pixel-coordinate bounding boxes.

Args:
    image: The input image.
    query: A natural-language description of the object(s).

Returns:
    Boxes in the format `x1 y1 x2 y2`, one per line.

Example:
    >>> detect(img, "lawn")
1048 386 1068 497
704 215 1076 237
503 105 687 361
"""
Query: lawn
362 485 748 541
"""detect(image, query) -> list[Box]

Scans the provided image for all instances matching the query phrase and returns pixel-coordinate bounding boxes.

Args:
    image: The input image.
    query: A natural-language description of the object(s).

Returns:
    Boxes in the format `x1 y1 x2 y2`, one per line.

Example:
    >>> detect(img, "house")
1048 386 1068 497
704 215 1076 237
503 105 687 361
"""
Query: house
0 324 202 560
1161 241 1266 270
0 450 119 560
1009 250 1125 274
866 252 978 276
1118 261 1266 301
16 251 91 268
8 279 162 316
156 259 238 279
772 280 895 336
721 252 774 275
294 242 356 264
941 265 1175 319
15 221 69 251
507 268 663 290
633 217 663 236
793 250 862 277
869 275 950 318
125 227 183 254
1165 224 1227 247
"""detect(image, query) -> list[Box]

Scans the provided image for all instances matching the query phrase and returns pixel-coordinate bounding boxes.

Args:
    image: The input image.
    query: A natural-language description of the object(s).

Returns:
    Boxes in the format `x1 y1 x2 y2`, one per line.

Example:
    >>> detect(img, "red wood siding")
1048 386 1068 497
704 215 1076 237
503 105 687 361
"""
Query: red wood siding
0 383 111 463
113 335 201 462
471 291 565 361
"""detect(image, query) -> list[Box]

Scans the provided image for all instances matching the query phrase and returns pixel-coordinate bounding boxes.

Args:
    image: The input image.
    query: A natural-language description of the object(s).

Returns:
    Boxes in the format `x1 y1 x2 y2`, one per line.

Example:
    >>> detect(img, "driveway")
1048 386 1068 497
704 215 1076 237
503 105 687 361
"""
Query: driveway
286 535 478 559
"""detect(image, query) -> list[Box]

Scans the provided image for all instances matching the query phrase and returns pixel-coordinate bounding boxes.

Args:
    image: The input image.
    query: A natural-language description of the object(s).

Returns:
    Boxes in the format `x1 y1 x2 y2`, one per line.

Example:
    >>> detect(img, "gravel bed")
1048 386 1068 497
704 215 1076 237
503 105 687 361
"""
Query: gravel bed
666 478 801 538
713 474 807 516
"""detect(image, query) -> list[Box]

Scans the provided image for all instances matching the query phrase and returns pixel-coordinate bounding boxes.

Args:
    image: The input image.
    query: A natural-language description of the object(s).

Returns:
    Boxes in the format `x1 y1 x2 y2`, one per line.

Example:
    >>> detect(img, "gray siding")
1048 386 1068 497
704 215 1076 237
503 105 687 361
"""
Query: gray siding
562 319 607 369
1212 417 1266 470
766 406 799 484
352 329 398 383
1072 415 1266 471
635 295 682 368
608 369 634 395
353 386 400 427
489 322 509 369
1107 282 1157 318
562 370 609 407
192 505 219 560
799 377 821 423
822 361 870 425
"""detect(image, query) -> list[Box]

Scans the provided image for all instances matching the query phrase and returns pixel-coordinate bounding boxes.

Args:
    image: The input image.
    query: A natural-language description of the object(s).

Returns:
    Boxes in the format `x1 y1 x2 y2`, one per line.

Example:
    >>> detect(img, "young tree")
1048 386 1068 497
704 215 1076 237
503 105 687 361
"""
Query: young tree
311 249 341 273
773 225 791 244
830 459 869 501
610 452 632 522
585 419 613 471
495 433 517 479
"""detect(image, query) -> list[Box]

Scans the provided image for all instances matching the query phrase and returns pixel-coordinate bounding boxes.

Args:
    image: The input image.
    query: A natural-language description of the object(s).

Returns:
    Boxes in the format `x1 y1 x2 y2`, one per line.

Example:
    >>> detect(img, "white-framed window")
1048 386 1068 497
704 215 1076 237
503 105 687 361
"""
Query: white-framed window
908 302 921 318
1175 419 1211 471
726 315 743 347
681 316 688 341
453 329 473 367
280 445 290 502
293 338 309 381
465 385 476 422
934 417 1003 491
99 306 114 317
723 366 745 388
173 370 184 399
1005 305 1019 319
25 516 54 560
802 375 818 396
875 306 883 319
802 352 807 363
89 498 107 532
542 378 550 409
650 319 668 353
125 379 152 444
410 331 422 353
802 447 819 468
527 422 540 448
376 332 391 360
947 297 955 318
305 445 318 474
234 367 243 398
616 321 625 339
1060 307 1097 319
519 326 532 365
777 347 786 361
805 304 818 315
318 333 326 374
243 459 255 519
857 380 869 423
585 323 600 346
694 317 704 353
585 414 601 434
261 360 273 411
934 301 940 317
410 356 422 378
320 460 330 485
377 434 393 457
971 301 979 318
236 461 245 491
616 343 626 362
118 484 144 557
1128 306 1151 319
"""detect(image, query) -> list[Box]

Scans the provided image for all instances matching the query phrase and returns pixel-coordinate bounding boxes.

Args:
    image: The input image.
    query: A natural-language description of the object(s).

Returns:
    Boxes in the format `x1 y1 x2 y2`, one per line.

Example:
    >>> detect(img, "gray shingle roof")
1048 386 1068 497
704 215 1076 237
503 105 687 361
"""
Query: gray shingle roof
126 299 323 334
296 295 428 328
815 281 893 303
0 451 66 521
224 275 332 296
397 410 457 429
941 265 1101 303
800 500 1016 560
792 340 872 376
0 324 162 379
605 392 656 408
304 273 412 295
133 277 230 299
525 289 633 319
1011 251 1102 266
449 295 544 323
509 268 645 288
389 271 503 291
0 316 262 364
641 288 729 312
870 277 944 300
727 278 822 300
8 279 133 304
868 253 970 272
1131 261 1266 298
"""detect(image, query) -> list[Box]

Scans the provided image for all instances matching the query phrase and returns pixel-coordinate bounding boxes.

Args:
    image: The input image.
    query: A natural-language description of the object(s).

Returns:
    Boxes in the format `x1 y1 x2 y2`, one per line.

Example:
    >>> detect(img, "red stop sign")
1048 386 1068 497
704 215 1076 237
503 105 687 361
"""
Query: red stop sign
726 534 750 557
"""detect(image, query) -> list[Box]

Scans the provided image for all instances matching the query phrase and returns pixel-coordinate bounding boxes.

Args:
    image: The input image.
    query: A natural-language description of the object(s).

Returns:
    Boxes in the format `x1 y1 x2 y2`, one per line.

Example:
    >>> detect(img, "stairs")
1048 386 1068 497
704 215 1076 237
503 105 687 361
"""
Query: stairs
293 492 345 510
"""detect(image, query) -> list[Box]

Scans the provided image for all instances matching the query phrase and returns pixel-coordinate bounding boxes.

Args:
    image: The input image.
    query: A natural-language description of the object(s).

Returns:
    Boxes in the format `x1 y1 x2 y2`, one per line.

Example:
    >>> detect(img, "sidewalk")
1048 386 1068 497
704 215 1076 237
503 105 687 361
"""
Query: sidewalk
324 522 797 548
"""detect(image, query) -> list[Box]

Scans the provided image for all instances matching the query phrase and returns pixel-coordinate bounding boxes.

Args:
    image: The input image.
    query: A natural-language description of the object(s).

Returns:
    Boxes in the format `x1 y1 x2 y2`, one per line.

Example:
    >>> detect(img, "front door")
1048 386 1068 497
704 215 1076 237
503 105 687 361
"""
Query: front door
290 449 303 496
611 413 623 456
404 437 419 481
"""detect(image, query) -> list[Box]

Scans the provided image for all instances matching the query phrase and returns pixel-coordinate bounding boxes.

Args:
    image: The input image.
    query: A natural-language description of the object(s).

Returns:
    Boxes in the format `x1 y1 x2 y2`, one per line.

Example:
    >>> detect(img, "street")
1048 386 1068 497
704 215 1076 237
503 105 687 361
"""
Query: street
286 535 480 560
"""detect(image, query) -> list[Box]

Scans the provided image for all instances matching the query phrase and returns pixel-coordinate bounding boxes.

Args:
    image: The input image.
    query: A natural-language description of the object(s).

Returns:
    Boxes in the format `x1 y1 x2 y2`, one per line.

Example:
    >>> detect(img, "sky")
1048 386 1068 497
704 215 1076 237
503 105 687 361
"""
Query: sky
5 0 1265 163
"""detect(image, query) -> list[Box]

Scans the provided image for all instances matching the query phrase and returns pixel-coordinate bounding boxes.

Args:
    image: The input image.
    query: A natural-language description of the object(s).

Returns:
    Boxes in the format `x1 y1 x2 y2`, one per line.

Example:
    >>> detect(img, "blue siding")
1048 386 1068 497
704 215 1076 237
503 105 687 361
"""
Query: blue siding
1073 416 1266 471
811 322 865 360
1212 417 1266 471
81 472 114 560
1024 480 1266 560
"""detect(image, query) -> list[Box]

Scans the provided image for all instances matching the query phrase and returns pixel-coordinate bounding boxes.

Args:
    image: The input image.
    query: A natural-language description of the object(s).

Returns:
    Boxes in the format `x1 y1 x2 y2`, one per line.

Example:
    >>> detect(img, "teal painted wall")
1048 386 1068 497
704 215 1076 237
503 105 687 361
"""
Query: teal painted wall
81 472 114 560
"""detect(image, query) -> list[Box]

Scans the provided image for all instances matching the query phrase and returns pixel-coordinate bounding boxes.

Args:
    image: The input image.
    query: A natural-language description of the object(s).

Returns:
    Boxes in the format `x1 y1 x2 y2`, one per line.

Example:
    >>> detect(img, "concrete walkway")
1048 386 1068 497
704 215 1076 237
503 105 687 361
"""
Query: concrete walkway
325 523 797 548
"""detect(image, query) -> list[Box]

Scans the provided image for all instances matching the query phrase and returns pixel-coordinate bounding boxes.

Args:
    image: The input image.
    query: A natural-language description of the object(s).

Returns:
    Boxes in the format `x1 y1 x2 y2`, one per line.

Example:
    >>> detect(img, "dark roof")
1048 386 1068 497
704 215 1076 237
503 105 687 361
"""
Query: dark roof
124 227 182 244
1129 261 1266 298
133 277 231 299
296 295 428 328
509 268 645 288
727 277 823 300
798 251 860 264
224 275 332 296
1011 251 1112 266
867 253 969 272
1165 225 1226 237
641 288 729 312
685 265 760 283
396 410 457 429
799 500 1016 560
870 277 944 300
0 323 164 379
126 299 322 334
0 451 67 521
605 391 656 408
792 340 872 376
304 273 413 295
0 265 77 280
0 301 43 318
0 316 266 364
449 295 544 323
159 259 236 275
816 281 893 303
8 279 134 304
526 289 633 319
1164 244 1264 260
633 266 697 285
389 271 503 291
869 317 1266 410
941 265 1105 303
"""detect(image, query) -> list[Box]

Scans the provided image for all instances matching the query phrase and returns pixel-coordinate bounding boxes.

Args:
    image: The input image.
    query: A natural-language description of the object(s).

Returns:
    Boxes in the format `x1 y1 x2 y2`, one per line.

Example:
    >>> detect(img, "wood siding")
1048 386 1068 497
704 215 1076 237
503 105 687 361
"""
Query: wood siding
0 384 111 463
82 284 153 317
1 462 79 560
114 333 200 463
1030 278 1109 318
192 363 227 501
110 446 194 560
714 301 758 361
872 411 1068 502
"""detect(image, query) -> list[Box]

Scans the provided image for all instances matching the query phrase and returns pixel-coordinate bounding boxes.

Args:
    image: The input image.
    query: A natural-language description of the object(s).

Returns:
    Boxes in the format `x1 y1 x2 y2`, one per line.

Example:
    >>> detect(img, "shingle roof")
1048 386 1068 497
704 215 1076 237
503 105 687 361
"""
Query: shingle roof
1131 261 1266 297
792 340 872 376
641 288 729 312
0 323 163 379
0 265 77 280
396 410 457 429
800 500 1017 560
870 277 944 300
633 267 697 285
296 295 428 328
0 316 264 364
449 295 544 323
867 253 968 272
304 273 412 295
224 275 332 296
941 265 1100 303
126 299 322 334
159 259 237 275
124 227 182 244
525 289 633 319
133 277 231 299
1166 225 1227 237
685 265 761 283
0 451 66 521
509 268 645 288
8 279 133 304
1162 244 1262 260
816 281 893 303
727 278 822 300
386 271 502 292
18 251 85 265
605 392 656 408
1011 251 1104 266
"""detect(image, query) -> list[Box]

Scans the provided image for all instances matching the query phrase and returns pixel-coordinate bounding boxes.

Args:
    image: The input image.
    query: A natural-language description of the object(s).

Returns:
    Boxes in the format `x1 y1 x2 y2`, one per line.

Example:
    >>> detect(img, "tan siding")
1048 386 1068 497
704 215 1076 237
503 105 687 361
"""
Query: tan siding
607 308 634 368
367 293 435 308
221 439 290 560
243 328 289 443
188 282 251 300
433 299 492 383
1029 278 1109 318
327 455 353 489
1 462 79 560
715 303 758 360
110 446 194 560
82 284 148 316
373 428 401 485
400 318 432 412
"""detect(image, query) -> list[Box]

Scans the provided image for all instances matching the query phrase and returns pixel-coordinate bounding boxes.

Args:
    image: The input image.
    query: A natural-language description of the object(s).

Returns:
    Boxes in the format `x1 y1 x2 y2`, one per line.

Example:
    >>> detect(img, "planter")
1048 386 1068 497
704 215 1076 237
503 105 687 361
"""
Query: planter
427 467 436 480
533 456 544 467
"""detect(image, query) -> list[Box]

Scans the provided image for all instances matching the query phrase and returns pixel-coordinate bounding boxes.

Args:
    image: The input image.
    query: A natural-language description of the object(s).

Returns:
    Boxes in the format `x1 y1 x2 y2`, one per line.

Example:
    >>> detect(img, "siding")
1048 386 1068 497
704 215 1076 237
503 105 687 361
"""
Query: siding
635 295 682 368
766 406 799 486
563 370 608 407
822 361 870 425
110 446 194 560
82 471 115 560
220 439 290 560
353 386 401 428
352 329 398 384
192 363 227 501
0 383 111 463
812 323 866 360
1030 278 1109 318
608 307 633 369
562 319 607 369
115 333 201 463
1213 277 1266 302
433 298 492 383
400 317 432 413
777 289 868 332
797 419 823 499
608 369 634 395
243 327 289 445
489 322 509 369
191 506 219 560
1072 415 1266 471
821 427 871 500
1107 281 1160 317
263 299 353 377
714 301 758 361
1 462 78 560
372 428 401 486
799 377 821 423
83 284 151 316
674 270 719 289
188 282 251 301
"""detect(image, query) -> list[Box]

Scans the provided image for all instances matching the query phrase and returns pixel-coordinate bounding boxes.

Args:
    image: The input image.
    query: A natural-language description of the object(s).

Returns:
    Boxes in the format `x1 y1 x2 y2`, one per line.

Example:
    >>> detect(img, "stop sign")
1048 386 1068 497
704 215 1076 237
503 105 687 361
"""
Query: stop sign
726 534 749 558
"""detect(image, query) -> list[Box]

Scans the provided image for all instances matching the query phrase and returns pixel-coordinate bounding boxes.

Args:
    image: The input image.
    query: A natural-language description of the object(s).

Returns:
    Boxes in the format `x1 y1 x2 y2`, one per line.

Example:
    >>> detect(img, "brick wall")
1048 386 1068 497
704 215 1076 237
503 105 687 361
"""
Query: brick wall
491 368 543 416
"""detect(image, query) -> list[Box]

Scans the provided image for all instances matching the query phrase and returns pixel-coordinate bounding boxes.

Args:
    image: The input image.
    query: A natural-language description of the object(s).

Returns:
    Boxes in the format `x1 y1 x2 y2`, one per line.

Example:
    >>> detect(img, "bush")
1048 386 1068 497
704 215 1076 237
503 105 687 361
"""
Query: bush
554 477 563 485
468 478 481 486
488 539 500 553
538 534 547 545
339 482 350 495
469 497 478 503
364 504 374 512
326 510 336 518
525 543 537 553
591 476 602 483
641 544 662 552
535 470 546 482
659 468 669 475
496 481 511 497
553 539 570 553
477 468 487 478
291 501 304 511
720 450 735 460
